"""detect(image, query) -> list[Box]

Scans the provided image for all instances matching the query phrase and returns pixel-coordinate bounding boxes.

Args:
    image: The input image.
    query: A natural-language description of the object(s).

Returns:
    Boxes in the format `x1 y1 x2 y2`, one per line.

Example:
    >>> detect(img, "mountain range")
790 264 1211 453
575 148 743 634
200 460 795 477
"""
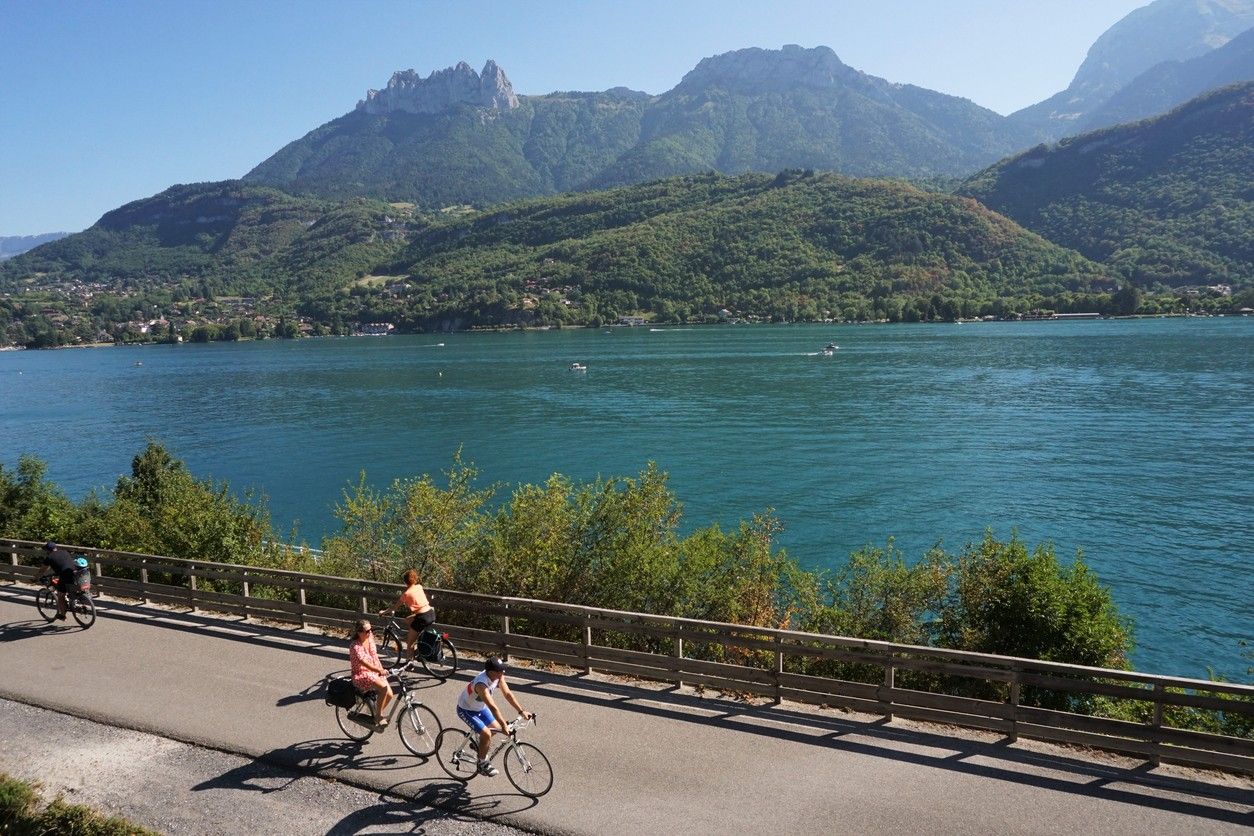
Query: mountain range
0 232 70 261
1009 0 1253 137
243 44 1040 208
1077 25 1254 131
2 0 1251 346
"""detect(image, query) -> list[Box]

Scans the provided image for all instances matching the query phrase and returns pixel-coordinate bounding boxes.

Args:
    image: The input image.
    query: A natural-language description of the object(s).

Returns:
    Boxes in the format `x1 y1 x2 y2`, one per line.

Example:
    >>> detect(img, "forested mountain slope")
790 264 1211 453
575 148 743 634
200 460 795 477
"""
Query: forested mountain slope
0 182 411 298
333 170 1112 328
2 172 1114 332
964 83 1253 286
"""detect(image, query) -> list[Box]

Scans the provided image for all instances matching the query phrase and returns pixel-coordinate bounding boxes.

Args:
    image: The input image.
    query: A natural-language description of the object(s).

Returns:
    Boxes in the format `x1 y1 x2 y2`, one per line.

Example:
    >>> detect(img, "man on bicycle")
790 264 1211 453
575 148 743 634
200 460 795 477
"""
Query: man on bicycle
456 657 533 777
39 542 77 620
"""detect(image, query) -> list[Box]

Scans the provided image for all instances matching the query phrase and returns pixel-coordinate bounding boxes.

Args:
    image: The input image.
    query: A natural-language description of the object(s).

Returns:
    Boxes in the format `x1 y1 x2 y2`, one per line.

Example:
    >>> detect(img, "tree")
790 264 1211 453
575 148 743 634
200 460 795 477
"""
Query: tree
1113 283 1143 315
939 532 1131 671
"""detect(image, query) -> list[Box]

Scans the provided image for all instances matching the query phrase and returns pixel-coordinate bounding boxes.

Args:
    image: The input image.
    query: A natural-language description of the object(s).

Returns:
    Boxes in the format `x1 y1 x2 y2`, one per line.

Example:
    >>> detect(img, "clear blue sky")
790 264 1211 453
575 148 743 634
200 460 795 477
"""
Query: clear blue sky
0 0 1146 236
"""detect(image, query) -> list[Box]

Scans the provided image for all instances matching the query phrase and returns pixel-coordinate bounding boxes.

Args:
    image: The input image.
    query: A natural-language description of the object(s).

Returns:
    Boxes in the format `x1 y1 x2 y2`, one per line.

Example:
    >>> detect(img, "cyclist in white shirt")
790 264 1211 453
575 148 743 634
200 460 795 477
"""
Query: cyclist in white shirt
455 656 533 777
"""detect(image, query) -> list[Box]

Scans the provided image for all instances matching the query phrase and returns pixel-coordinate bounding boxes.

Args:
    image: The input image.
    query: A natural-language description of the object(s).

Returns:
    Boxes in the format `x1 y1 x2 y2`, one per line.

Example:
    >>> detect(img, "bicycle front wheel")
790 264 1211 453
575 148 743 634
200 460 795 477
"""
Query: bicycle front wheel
420 636 458 681
70 594 96 629
379 626 405 669
435 729 478 781
35 588 57 622
336 694 376 743
397 702 441 757
504 742 553 798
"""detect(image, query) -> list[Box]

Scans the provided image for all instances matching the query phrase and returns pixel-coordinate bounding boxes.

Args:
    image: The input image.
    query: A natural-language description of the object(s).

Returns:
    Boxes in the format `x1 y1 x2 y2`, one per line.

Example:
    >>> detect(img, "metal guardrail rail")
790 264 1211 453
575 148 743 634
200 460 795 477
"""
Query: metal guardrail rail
3 538 1251 773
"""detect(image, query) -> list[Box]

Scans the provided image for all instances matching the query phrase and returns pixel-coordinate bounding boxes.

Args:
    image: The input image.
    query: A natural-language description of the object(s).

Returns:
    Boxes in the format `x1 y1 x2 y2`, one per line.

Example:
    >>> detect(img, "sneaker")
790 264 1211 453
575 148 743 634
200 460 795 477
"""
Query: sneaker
55 613 67 621
478 760 498 777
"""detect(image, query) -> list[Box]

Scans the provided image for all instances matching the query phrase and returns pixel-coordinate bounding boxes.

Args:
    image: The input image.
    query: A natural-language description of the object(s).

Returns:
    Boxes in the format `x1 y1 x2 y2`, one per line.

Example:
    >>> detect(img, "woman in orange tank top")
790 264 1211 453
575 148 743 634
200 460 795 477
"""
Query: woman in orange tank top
380 569 436 665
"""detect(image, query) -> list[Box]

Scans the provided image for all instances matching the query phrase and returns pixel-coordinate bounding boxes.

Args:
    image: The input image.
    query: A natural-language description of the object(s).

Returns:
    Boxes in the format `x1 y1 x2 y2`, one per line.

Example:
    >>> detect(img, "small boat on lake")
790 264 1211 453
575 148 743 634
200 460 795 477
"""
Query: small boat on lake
822 342 838 355
569 362 587 372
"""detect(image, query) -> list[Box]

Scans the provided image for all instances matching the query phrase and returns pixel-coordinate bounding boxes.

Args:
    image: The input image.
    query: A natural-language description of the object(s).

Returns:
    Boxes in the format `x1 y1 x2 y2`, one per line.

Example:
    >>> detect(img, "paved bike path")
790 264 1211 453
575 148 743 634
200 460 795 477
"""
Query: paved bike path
0 587 1249 835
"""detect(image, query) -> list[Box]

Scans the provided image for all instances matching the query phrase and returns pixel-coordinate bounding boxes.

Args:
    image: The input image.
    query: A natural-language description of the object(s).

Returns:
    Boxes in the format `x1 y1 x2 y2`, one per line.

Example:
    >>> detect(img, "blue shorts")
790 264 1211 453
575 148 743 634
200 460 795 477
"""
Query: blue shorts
457 705 495 733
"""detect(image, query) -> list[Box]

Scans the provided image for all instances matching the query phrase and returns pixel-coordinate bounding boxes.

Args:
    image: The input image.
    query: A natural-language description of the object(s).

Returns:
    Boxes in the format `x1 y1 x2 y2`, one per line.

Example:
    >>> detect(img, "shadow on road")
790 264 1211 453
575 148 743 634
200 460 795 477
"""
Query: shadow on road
324 779 535 835
4 582 1247 826
276 678 330 708
190 741 532 832
505 669 1252 826
0 616 88 641
193 737 429 798
0 584 346 658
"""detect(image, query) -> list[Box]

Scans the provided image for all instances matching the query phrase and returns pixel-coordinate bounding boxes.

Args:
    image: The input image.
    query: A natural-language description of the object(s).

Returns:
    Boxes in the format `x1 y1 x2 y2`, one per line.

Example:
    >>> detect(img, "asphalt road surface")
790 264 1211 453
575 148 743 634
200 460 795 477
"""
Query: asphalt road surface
0 697 525 836
0 585 1249 835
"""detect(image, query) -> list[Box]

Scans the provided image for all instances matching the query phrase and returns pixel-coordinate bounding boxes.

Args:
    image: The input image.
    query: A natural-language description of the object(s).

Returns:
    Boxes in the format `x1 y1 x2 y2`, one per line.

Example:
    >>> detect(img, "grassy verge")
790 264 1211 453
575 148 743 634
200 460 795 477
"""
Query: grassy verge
0 772 159 835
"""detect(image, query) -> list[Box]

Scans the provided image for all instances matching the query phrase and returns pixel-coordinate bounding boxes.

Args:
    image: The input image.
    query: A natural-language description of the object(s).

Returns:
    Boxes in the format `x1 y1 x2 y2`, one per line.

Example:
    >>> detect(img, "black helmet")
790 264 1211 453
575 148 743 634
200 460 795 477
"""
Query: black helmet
484 656 506 672
43 541 57 551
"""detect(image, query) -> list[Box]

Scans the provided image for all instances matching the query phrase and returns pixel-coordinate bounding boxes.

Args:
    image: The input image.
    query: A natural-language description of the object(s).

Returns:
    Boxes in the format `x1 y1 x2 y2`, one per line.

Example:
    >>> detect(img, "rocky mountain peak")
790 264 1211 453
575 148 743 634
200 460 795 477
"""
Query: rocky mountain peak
675 44 854 93
356 60 519 115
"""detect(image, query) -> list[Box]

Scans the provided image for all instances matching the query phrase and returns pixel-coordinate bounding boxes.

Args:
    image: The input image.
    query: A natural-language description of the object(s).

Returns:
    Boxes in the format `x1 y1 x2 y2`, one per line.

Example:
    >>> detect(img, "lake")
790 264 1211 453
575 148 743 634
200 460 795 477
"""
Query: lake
2 318 1250 678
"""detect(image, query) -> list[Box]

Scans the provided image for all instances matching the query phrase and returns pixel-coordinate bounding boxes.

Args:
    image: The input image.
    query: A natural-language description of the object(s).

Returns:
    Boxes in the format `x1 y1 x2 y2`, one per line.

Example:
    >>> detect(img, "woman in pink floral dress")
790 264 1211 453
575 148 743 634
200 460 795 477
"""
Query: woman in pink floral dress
348 618 394 727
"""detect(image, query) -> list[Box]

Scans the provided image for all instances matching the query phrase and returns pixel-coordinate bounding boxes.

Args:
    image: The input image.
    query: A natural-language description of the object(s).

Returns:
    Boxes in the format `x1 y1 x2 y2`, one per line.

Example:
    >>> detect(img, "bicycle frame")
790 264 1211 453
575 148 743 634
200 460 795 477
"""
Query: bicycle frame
451 716 533 764
349 669 422 726
44 575 91 606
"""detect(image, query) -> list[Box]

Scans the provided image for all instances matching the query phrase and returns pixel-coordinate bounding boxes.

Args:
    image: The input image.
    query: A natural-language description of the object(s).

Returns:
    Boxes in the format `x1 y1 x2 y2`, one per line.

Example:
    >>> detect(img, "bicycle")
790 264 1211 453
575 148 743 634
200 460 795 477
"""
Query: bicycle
377 616 458 681
36 573 96 630
436 714 553 798
333 667 442 757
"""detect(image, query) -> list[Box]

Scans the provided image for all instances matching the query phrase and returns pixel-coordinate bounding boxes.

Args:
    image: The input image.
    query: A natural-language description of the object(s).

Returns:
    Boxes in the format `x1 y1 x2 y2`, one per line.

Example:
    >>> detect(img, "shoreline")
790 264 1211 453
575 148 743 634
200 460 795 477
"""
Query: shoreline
4 311 1246 352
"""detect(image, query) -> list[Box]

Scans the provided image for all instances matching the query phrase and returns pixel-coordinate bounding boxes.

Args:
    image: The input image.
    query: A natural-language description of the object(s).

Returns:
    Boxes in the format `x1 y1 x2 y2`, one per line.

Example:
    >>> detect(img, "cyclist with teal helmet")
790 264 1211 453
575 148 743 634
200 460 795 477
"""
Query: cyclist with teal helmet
39 542 79 620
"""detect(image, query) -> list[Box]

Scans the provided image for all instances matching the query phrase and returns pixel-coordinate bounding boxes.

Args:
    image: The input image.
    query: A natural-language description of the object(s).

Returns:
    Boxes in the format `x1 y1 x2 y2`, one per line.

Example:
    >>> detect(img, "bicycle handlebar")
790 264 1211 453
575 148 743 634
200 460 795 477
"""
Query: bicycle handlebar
507 713 537 733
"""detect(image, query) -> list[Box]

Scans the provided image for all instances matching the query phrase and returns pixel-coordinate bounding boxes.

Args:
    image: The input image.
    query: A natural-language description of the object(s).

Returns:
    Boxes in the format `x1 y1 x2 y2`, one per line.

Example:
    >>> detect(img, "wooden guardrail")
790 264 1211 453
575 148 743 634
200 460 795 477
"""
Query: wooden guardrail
3 538 1251 773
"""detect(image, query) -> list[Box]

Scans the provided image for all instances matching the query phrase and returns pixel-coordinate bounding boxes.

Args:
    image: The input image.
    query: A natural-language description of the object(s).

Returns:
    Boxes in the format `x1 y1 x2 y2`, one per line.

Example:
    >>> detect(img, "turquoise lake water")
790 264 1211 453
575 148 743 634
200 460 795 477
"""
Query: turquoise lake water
2 319 1250 678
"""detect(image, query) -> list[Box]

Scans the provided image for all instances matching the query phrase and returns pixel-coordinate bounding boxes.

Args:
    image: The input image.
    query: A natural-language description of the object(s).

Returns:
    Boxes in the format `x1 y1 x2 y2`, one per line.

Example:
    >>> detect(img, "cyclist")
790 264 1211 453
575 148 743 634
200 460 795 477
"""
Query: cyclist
379 569 436 667
348 618 394 728
39 542 77 620
455 656 533 777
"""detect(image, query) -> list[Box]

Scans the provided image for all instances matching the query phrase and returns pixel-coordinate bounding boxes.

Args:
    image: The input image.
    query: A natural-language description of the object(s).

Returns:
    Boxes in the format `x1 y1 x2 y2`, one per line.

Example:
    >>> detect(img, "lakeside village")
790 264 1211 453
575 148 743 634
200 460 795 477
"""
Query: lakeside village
1 276 1248 350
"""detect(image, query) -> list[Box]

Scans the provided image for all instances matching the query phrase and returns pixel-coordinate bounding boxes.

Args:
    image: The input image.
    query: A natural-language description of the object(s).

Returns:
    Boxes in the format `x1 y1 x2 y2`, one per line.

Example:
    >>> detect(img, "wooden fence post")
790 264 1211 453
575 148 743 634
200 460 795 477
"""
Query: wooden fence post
188 565 198 613
882 663 896 721
140 558 149 604
583 614 593 675
1150 682 1165 767
774 635 784 705
674 629 685 689
501 602 511 662
1008 668 1021 742
298 580 308 629
241 570 250 620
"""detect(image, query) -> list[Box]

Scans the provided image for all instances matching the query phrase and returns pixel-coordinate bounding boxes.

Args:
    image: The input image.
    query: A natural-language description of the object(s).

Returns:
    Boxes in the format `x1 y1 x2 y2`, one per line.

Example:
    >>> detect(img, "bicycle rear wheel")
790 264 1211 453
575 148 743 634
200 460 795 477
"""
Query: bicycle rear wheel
419 636 458 681
70 594 96 629
379 625 405 669
504 742 553 798
336 693 376 743
397 702 440 757
35 588 57 622
435 729 478 781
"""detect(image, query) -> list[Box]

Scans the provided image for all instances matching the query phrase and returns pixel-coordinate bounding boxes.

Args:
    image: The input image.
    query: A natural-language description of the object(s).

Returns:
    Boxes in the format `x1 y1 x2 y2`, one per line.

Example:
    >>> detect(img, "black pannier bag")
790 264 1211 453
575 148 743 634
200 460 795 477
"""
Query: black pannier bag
325 677 357 708
418 627 442 661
